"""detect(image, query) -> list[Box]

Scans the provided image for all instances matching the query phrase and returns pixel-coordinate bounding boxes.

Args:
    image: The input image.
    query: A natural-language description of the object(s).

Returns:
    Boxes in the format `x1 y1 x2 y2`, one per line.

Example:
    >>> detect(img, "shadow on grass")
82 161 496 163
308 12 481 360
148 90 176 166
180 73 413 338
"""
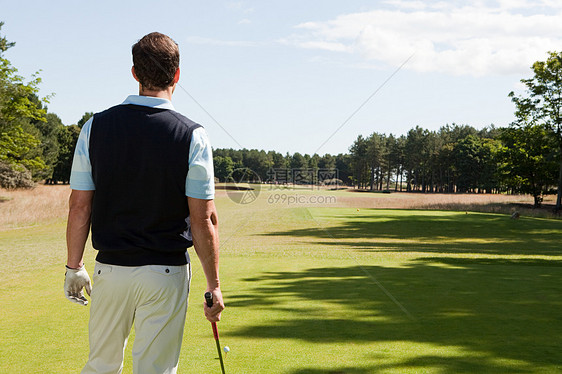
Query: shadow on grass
262 209 562 256
290 367 376 374
422 201 561 219
291 357 531 374
228 258 562 372
290 354 535 374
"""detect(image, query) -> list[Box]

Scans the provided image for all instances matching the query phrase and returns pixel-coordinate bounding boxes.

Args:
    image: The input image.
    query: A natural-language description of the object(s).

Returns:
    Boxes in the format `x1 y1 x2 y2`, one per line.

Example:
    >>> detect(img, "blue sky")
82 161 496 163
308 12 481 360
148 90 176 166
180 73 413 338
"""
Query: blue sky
2 0 561 155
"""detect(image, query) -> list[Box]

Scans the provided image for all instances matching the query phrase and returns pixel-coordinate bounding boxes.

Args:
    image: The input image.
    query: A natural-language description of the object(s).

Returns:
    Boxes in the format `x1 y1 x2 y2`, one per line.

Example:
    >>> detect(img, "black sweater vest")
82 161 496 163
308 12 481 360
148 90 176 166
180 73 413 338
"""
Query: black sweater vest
89 104 201 266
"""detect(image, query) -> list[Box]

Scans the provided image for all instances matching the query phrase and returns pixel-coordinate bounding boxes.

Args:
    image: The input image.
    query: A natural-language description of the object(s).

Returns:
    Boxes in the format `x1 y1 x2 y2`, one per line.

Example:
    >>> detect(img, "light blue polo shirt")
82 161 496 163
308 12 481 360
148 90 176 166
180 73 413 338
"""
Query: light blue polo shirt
70 95 215 200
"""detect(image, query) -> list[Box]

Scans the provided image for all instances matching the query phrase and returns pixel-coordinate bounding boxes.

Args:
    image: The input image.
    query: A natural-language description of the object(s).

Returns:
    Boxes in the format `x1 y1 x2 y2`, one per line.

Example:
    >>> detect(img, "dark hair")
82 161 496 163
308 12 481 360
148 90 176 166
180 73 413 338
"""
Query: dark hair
132 32 179 90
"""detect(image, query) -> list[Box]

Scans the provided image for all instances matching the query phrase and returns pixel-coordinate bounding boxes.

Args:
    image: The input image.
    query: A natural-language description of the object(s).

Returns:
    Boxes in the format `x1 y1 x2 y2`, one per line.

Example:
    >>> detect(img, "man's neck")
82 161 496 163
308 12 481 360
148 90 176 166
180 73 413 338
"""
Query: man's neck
138 86 174 101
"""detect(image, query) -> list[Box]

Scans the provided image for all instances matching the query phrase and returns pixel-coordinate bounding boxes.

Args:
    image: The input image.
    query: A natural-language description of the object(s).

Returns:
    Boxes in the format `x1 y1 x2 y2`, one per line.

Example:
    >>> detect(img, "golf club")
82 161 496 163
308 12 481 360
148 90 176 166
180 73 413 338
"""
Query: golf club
204 292 226 374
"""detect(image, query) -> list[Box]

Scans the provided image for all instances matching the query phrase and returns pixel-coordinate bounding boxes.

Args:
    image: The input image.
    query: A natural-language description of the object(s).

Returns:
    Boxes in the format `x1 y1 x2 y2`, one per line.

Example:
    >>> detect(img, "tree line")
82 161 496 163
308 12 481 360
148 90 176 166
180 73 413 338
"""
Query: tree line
213 119 557 210
347 51 562 210
1 22 560 211
348 123 558 207
213 148 352 185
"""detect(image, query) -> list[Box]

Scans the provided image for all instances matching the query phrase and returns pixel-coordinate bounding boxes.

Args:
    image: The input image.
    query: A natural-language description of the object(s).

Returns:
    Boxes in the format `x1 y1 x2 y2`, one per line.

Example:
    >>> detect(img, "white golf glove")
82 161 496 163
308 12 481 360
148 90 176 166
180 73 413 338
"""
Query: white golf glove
64 265 92 306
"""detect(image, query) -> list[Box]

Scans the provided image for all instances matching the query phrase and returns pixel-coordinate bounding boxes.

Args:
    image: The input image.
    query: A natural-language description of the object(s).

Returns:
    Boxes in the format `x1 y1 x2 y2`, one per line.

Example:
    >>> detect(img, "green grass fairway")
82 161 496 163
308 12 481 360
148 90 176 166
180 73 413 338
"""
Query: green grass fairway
1 189 562 373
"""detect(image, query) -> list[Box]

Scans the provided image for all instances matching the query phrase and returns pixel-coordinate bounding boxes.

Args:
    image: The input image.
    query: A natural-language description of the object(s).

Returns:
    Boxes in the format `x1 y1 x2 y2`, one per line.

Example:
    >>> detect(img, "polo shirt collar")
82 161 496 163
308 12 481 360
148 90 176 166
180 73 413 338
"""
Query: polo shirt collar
122 95 175 110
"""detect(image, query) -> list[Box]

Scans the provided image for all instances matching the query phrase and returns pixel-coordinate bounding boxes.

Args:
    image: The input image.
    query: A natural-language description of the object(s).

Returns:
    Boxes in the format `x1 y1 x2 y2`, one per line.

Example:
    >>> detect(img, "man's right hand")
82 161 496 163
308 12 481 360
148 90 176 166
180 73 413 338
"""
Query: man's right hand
204 288 224 323
64 265 92 306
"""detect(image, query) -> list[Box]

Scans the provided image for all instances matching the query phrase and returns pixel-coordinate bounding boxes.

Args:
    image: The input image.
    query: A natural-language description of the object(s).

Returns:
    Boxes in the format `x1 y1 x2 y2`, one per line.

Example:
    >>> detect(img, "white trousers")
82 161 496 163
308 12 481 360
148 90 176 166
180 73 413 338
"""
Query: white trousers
81 261 191 374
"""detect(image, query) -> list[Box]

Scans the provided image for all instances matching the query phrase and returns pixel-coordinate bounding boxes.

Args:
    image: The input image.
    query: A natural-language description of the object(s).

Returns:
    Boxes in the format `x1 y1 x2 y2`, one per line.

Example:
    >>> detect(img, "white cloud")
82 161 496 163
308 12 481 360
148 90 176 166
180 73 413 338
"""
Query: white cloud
286 0 562 76
238 18 251 25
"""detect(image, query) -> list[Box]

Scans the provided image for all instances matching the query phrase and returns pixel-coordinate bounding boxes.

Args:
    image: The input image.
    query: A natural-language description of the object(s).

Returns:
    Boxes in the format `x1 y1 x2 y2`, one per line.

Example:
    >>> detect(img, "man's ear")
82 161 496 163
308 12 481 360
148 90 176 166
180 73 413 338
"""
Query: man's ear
131 66 140 82
173 68 180 84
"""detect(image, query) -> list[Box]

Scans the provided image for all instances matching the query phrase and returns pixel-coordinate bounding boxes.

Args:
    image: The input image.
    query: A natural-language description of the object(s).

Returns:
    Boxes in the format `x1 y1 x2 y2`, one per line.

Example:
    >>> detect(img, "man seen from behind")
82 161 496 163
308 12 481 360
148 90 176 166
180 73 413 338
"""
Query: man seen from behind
64 31 224 374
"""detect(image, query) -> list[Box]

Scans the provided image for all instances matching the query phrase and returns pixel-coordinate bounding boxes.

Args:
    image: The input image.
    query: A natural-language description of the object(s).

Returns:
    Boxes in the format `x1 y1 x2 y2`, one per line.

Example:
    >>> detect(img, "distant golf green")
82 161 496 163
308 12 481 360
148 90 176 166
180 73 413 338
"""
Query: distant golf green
1 188 561 373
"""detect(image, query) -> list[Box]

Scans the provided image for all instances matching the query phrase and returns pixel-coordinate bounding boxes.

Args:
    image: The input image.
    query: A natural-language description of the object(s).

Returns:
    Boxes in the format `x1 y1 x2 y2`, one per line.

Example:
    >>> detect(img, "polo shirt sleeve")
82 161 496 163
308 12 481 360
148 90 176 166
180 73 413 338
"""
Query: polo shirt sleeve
69 118 95 190
186 127 215 199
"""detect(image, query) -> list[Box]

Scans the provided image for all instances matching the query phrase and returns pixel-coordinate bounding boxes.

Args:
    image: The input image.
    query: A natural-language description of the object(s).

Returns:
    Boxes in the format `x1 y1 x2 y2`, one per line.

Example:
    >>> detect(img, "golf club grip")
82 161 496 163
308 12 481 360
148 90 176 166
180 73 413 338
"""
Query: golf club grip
205 291 213 307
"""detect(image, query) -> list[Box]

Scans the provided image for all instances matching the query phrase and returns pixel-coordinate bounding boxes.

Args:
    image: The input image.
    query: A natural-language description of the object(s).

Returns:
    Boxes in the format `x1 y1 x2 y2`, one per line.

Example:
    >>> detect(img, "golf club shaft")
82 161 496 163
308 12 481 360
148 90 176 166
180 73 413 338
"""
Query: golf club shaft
212 323 225 374
205 292 226 374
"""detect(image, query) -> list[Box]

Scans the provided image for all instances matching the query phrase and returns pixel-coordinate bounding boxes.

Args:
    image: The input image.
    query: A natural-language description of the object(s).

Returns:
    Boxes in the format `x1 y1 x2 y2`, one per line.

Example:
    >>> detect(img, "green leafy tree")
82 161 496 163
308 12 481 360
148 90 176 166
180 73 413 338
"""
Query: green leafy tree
290 152 309 184
498 124 558 207
290 152 308 170
335 153 352 186
52 125 80 183
404 126 429 191
366 132 384 190
349 135 368 188
309 153 320 174
77 112 94 128
509 51 562 210
213 155 234 182
436 124 478 192
32 112 65 181
318 153 336 170
0 22 49 187
452 135 499 193
393 135 406 191
269 151 287 169
479 138 502 194
243 149 271 181
0 24 47 124
0 124 44 172
384 134 398 191
454 135 484 192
